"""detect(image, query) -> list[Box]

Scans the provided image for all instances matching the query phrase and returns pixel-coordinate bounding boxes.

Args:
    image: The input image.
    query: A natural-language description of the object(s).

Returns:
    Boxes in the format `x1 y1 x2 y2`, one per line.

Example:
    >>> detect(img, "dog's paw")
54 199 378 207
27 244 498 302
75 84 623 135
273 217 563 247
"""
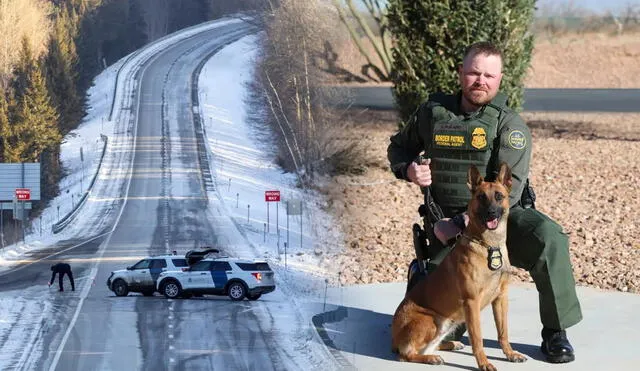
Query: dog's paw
439 340 465 351
479 362 497 371
506 351 527 363
425 355 444 365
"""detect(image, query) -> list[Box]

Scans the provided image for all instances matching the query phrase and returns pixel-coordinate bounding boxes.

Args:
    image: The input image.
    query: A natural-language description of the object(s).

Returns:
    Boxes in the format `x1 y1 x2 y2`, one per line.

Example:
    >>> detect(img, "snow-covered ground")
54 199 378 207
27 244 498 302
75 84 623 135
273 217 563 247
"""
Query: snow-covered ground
0 18 343 370
0 20 340 278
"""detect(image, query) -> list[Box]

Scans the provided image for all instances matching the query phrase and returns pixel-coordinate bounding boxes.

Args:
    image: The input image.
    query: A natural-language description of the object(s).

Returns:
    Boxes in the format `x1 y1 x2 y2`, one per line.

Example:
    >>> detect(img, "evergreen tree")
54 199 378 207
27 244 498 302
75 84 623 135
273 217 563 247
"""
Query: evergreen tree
123 0 148 53
47 5 83 135
9 37 61 163
168 0 209 32
14 65 61 162
387 0 536 122
11 38 36 102
0 90 9 162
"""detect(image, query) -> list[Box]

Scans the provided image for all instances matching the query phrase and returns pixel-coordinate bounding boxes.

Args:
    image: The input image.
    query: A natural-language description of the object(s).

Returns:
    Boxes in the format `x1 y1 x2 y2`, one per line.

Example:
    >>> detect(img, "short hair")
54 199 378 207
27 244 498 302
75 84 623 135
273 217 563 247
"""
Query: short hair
462 42 503 64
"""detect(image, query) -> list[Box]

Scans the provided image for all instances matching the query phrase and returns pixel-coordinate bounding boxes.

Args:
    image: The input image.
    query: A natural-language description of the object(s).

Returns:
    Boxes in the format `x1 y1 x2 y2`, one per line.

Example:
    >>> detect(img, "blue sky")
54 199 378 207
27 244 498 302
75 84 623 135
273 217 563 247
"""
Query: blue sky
368 0 638 15
536 0 639 15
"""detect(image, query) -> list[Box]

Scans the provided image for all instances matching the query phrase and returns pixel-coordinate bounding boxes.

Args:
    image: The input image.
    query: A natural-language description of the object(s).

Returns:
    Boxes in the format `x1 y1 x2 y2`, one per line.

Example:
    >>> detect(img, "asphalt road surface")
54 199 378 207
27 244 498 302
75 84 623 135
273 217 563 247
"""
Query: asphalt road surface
325 86 640 112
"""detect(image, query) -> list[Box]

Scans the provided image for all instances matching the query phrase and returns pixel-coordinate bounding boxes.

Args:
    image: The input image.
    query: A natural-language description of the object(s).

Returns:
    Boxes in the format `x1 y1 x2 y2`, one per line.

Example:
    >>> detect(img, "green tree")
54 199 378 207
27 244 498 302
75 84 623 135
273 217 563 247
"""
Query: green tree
124 0 148 52
387 0 536 122
169 0 209 32
46 4 83 134
0 90 9 162
9 37 61 163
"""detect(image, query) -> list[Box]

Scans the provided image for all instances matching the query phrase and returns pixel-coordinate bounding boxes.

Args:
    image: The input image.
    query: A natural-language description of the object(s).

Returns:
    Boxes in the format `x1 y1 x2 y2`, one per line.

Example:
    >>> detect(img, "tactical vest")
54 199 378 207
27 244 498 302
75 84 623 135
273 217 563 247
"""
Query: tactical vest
426 92 507 209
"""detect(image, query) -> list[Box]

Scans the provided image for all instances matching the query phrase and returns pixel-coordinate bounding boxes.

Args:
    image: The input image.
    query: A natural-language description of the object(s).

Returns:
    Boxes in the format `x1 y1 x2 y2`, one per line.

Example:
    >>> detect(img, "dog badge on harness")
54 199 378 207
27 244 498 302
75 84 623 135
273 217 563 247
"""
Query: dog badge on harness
488 246 503 270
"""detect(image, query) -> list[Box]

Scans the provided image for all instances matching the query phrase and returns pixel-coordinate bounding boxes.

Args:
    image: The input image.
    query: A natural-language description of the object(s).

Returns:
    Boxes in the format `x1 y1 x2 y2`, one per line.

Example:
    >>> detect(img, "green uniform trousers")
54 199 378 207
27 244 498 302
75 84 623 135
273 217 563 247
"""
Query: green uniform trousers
427 206 583 330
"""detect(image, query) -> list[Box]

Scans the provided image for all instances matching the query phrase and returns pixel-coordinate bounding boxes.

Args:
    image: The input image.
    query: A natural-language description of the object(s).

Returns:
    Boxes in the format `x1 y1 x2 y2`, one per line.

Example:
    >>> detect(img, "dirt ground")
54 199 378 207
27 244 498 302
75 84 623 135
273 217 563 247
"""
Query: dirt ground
316 32 640 293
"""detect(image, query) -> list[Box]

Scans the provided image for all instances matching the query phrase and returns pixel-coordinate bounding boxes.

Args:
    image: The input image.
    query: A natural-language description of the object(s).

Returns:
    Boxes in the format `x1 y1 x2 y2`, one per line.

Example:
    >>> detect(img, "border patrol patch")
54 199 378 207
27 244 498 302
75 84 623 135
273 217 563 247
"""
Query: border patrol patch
508 130 526 150
471 127 487 149
435 133 465 147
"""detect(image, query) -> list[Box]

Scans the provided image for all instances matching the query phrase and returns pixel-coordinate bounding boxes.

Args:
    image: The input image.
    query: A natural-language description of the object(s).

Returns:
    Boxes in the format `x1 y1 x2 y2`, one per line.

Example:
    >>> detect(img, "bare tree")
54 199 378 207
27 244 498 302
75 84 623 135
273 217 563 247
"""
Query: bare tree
256 0 365 183
331 0 392 82
0 0 52 88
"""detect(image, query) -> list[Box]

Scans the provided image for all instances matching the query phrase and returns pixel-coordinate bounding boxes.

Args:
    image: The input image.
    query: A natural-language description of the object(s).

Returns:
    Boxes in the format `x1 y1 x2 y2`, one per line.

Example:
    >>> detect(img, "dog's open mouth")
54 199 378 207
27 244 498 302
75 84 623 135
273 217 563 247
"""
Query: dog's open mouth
486 218 499 230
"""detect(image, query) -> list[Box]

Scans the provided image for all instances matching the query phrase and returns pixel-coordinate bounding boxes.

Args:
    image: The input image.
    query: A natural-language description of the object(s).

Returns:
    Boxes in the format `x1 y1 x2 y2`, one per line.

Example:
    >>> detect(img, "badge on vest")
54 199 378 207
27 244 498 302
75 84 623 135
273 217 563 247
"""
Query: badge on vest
471 127 487 149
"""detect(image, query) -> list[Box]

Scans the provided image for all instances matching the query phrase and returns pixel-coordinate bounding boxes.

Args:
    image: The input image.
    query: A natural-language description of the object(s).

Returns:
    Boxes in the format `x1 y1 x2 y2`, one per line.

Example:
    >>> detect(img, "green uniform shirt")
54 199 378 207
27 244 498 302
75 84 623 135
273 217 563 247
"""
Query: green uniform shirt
388 91 532 209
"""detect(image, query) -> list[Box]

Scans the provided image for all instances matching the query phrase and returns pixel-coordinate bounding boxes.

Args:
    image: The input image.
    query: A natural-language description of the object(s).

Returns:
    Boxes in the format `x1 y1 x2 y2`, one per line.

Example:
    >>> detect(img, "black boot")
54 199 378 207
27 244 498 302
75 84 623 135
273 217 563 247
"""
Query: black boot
541 327 575 363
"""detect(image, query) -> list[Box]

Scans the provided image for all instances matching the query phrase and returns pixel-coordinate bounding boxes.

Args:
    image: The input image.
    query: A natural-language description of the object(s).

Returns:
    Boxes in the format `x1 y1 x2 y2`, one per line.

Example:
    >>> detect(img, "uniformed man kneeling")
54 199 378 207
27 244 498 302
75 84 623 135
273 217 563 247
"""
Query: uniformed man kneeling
387 41 582 364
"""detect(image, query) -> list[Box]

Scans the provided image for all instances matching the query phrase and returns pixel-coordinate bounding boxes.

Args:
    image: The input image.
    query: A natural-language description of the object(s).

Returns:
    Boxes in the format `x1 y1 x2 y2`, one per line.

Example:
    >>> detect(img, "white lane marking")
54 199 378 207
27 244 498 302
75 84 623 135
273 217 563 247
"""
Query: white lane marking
48 34 150 371
0 231 112 278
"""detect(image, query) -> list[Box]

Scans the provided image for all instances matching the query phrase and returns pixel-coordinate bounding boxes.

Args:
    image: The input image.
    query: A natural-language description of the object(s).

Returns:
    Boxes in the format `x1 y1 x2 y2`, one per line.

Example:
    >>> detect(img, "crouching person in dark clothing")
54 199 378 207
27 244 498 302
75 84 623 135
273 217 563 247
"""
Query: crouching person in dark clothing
50 263 75 292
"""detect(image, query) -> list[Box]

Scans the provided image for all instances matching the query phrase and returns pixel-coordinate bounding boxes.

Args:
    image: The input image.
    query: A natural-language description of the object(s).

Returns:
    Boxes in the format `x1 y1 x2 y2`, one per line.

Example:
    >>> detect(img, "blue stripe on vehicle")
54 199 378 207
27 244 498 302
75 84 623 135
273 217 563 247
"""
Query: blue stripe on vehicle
150 268 163 283
211 271 228 287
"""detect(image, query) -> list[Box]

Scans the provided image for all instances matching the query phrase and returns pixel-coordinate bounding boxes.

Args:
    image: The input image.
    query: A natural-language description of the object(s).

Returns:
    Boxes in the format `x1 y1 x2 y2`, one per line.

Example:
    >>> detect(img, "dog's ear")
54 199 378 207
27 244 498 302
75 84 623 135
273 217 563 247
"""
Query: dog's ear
467 165 483 192
496 162 512 192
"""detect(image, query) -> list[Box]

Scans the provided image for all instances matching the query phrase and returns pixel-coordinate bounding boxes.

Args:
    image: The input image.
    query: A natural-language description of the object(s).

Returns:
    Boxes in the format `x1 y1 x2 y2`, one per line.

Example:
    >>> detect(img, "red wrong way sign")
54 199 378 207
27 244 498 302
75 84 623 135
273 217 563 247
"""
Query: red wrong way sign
15 188 31 201
265 190 280 202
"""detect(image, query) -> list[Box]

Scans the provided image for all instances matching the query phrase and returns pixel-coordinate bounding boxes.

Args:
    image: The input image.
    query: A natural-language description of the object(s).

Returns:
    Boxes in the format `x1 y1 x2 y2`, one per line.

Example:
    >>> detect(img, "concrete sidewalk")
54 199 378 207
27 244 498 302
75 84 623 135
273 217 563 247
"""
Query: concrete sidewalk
312 282 639 370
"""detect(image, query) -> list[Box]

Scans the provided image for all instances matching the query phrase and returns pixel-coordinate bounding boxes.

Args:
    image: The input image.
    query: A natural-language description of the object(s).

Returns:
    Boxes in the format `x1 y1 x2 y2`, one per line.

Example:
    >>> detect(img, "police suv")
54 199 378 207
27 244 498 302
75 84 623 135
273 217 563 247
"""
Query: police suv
156 257 275 301
107 255 189 297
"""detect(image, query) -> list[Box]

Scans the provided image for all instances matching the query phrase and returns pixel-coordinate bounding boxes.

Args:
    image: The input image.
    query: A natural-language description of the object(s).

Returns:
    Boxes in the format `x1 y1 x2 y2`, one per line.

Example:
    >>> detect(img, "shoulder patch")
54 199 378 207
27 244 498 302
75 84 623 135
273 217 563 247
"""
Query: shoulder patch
507 130 526 150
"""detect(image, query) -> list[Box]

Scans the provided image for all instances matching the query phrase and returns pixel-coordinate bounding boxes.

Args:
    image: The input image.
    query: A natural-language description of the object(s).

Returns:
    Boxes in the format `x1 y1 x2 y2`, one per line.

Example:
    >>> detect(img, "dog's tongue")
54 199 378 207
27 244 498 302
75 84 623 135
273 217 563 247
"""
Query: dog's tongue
486 218 499 230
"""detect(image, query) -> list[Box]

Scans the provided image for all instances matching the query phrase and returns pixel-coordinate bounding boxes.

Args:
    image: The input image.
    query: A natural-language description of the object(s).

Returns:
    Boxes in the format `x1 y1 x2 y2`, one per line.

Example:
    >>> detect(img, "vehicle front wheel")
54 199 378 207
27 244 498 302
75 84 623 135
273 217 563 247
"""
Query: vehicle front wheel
112 279 129 297
161 280 182 299
227 282 246 301
246 293 261 301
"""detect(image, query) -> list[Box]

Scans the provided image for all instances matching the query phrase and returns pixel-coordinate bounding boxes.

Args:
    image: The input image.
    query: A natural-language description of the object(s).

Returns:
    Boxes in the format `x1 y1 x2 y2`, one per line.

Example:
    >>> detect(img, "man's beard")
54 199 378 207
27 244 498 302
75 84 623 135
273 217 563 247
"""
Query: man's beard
463 88 496 107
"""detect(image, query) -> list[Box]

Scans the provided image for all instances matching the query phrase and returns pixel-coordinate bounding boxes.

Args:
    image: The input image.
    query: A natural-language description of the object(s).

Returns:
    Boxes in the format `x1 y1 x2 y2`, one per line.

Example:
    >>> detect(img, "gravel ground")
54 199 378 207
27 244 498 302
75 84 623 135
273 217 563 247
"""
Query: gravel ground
316 109 640 293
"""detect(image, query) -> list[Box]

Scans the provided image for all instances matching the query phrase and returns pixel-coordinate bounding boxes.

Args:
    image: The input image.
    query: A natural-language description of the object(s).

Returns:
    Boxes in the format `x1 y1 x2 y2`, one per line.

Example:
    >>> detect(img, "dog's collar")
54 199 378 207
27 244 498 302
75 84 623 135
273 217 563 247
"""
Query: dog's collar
459 233 504 271
459 233 497 250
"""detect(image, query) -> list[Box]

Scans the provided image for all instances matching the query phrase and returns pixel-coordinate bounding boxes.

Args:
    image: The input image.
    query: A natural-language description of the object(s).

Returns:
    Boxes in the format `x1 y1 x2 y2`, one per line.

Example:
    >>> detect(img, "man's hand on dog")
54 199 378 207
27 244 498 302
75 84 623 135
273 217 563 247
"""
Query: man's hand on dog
408 157 432 187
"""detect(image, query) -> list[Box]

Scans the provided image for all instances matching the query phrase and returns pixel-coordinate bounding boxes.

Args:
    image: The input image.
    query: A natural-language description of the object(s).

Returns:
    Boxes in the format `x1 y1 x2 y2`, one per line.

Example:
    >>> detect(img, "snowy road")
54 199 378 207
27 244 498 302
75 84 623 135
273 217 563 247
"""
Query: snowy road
0 20 338 371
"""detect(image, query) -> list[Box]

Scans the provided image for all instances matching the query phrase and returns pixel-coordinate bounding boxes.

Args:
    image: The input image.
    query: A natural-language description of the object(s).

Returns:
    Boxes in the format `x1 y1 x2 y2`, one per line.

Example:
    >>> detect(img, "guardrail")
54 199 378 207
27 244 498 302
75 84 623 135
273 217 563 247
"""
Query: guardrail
51 135 108 234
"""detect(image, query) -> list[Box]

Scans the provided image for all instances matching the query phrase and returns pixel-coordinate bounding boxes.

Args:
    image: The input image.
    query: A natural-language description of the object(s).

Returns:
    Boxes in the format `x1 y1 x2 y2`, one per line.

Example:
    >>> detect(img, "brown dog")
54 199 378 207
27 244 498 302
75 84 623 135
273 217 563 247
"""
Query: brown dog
391 163 527 370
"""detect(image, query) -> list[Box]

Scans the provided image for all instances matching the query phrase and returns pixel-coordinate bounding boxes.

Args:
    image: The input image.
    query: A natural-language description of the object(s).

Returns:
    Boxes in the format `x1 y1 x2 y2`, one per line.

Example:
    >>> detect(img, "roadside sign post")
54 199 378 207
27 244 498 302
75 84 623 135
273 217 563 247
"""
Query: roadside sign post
286 199 303 249
0 163 41 247
15 188 30 201
265 190 280 235
13 189 30 244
